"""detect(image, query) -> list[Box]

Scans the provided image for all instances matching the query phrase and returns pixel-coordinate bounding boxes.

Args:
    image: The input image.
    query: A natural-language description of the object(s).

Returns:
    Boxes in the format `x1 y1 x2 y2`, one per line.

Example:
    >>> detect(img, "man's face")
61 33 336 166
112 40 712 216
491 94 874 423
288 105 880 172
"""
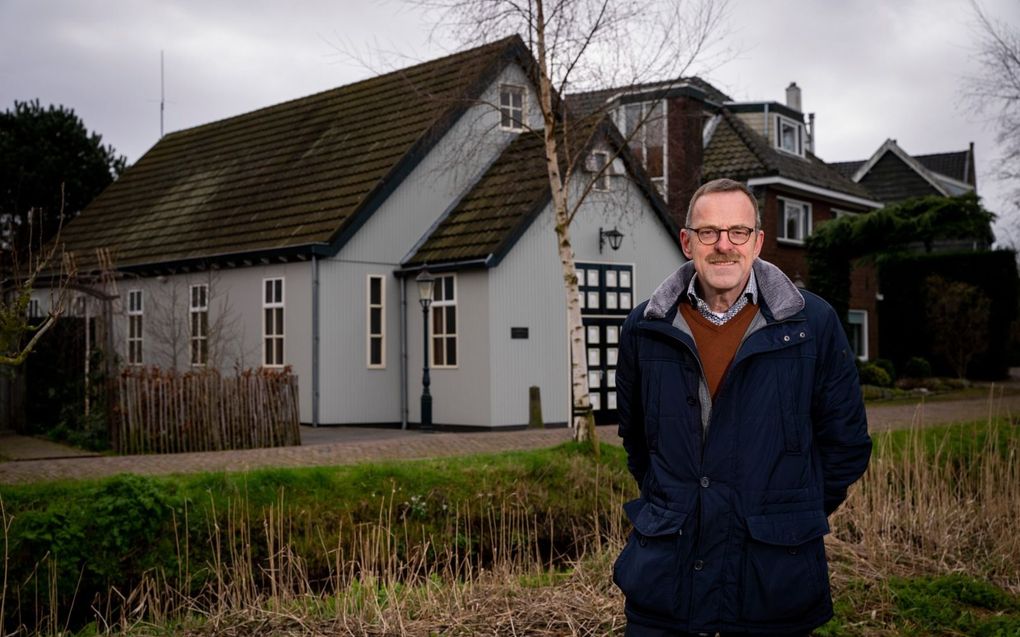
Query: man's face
680 190 763 305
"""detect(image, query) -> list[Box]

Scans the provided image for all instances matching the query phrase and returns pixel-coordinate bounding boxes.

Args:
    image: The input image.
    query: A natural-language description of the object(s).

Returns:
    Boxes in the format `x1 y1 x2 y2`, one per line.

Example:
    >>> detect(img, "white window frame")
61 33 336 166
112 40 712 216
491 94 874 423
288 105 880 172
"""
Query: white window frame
127 289 143 365
263 277 285 367
590 151 610 191
775 114 805 156
430 274 458 369
777 197 812 244
617 100 667 198
367 274 386 369
499 84 526 131
190 283 209 367
847 309 869 361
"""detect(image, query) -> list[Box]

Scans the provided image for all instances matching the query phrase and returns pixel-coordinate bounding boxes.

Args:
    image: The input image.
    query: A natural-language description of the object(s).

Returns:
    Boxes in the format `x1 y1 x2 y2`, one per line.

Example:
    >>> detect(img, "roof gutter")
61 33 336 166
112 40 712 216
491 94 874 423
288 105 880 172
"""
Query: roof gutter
394 256 491 276
746 176 883 209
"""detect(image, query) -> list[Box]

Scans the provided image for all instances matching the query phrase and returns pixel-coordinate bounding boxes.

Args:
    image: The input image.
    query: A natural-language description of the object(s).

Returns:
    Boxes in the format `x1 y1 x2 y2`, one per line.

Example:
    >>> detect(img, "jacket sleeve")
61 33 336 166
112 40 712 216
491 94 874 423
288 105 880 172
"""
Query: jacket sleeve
811 302 872 516
617 306 648 487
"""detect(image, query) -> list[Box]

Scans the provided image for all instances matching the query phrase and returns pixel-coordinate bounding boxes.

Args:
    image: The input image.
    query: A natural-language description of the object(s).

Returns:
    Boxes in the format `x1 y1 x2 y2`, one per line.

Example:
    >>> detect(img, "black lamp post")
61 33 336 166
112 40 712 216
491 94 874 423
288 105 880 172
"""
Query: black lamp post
599 227 624 253
416 268 436 433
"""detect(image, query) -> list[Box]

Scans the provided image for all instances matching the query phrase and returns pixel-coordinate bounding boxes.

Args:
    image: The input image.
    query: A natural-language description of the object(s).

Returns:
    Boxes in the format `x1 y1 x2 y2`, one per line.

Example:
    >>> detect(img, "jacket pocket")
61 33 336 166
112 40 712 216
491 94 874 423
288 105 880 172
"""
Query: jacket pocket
740 510 830 623
613 498 688 617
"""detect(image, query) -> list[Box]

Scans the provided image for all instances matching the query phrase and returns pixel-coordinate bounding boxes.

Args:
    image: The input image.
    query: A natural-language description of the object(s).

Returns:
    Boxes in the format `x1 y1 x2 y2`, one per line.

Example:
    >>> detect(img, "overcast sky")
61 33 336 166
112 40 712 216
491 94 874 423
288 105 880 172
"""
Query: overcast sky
1 0 1016 239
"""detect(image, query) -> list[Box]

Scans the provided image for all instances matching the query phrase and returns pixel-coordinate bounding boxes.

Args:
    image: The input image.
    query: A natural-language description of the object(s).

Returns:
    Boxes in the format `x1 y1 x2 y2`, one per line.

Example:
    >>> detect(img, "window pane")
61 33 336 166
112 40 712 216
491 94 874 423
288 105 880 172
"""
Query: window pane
587 292 599 309
275 338 284 365
606 326 619 343
620 271 631 288
624 103 643 137
275 308 284 335
590 393 601 411
620 292 632 309
371 338 382 365
587 325 599 344
446 338 457 365
445 277 454 300
608 370 617 387
370 307 382 335
370 277 382 304
606 271 618 287
588 348 600 366
265 280 273 303
265 308 274 333
264 339 272 364
608 392 618 410
607 348 618 366
433 337 444 366
588 370 601 390
446 307 456 334
433 308 443 334
274 279 283 302
606 293 618 310
587 270 599 286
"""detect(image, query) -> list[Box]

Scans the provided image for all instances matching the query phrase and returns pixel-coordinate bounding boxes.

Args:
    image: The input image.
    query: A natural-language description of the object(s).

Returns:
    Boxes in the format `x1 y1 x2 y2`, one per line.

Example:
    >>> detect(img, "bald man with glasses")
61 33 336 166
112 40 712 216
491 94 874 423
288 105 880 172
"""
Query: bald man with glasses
614 178 871 636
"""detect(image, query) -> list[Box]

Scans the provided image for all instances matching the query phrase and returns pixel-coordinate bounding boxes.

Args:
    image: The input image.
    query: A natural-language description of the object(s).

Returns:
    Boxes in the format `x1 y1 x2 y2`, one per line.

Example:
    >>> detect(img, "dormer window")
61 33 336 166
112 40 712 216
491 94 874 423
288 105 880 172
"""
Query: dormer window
499 84 526 131
775 114 804 156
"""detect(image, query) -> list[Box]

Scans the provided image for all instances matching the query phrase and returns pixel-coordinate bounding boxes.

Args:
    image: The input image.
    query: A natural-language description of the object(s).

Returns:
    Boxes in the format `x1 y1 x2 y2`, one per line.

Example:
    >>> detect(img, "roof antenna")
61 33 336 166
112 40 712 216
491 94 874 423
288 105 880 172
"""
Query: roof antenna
160 50 165 138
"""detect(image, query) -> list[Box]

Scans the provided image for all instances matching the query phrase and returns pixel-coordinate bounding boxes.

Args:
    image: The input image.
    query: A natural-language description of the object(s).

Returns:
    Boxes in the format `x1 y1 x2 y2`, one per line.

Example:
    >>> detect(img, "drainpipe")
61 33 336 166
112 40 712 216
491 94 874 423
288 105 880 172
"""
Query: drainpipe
763 103 770 145
312 255 320 427
400 275 408 429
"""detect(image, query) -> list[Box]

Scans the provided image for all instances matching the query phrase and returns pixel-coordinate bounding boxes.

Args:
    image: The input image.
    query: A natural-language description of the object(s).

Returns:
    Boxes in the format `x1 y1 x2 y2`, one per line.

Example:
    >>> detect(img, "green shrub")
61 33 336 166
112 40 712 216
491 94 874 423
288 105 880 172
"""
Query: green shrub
859 363 893 387
903 356 933 378
872 358 896 382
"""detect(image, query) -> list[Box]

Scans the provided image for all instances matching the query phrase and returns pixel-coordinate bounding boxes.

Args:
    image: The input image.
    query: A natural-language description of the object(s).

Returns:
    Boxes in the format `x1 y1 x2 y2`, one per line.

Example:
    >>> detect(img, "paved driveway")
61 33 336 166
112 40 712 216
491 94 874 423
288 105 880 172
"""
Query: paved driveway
1 389 1018 485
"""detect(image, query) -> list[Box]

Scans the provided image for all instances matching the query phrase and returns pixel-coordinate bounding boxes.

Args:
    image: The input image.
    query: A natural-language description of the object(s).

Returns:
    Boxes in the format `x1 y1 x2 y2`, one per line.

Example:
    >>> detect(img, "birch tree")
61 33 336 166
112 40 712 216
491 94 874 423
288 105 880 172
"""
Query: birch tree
416 0 728 445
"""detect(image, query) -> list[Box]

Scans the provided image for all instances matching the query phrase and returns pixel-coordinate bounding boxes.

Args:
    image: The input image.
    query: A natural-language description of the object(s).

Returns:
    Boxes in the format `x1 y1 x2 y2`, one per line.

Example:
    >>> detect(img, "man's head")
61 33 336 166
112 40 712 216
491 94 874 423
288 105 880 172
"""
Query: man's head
681 179 763 309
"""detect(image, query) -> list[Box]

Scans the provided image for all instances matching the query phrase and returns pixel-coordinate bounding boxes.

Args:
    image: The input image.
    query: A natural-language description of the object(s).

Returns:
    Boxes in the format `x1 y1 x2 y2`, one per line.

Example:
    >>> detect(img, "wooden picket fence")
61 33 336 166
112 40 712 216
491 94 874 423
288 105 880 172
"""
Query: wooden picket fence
114 367 301 454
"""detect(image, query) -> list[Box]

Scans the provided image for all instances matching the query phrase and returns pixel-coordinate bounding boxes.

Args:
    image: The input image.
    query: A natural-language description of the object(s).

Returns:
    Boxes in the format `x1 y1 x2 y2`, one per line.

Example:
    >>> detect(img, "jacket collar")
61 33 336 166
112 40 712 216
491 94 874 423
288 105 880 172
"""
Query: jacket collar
644 258 805 322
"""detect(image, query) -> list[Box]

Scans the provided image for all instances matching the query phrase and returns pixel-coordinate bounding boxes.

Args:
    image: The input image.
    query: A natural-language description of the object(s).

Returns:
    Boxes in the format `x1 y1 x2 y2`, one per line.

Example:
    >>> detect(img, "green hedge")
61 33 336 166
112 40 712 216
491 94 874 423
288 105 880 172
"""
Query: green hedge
877 250 1018 379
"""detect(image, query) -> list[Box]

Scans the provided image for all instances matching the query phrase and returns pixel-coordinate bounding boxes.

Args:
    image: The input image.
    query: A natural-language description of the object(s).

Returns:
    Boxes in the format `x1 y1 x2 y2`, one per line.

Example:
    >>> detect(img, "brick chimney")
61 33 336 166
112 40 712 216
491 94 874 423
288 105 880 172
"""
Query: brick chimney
667 94 707 229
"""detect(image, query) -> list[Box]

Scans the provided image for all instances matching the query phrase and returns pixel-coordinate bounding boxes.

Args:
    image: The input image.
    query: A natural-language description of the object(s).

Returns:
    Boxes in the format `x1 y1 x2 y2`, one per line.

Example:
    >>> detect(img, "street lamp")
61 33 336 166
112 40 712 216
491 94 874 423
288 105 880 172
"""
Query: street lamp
599 227 624 253
416 268 436 433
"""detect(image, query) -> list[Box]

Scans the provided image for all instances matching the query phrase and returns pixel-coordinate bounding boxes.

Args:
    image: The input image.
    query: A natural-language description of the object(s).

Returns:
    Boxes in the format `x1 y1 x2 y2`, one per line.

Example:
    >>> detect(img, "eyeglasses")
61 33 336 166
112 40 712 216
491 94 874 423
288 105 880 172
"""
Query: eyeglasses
686 225 756 246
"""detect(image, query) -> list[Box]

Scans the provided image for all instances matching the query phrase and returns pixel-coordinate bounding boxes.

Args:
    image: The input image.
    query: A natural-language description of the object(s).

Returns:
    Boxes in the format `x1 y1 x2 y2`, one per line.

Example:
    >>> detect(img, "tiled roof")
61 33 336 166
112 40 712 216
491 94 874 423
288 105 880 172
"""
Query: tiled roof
404 131 550 266
915 150 971 183
405 116 676 268
703 110 873 200
59 36 528 272
829 160 864 180
566 76 731 118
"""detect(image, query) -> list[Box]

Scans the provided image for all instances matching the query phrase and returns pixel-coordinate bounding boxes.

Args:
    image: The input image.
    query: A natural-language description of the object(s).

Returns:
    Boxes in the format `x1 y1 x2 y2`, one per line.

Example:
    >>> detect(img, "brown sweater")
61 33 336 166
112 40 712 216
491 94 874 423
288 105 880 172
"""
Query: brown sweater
679 302 757 399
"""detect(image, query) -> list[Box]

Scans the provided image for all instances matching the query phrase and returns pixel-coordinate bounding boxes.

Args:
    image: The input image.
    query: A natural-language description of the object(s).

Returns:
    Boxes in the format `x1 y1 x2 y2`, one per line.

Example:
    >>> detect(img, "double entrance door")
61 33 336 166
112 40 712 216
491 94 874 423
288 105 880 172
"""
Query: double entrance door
577 262 634 426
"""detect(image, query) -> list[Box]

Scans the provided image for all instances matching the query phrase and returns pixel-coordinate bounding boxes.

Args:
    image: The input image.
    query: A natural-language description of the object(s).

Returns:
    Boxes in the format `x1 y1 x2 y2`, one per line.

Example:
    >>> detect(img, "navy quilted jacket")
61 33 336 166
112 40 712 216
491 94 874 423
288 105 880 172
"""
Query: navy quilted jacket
614 259 871 634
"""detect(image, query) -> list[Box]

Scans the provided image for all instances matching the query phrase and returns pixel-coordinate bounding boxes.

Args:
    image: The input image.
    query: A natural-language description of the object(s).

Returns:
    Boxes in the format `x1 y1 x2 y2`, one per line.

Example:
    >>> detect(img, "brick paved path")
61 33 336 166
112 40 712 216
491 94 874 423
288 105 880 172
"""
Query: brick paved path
1 390 1018 485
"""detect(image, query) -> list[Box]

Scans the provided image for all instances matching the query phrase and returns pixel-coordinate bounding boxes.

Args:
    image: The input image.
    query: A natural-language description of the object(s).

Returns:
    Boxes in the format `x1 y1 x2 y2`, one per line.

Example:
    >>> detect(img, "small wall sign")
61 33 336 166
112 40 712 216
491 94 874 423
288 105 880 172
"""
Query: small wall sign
511 327 529 339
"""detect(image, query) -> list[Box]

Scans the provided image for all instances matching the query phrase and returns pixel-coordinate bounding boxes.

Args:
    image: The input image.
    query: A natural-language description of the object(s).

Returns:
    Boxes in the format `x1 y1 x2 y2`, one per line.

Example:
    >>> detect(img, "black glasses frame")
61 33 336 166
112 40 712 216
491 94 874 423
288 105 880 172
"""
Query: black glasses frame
685 225 757 246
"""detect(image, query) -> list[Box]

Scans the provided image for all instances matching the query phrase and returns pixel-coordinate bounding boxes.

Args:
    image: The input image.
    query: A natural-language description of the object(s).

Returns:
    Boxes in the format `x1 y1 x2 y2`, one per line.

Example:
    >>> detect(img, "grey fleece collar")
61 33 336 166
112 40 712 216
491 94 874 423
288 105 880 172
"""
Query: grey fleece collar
644 258 805 321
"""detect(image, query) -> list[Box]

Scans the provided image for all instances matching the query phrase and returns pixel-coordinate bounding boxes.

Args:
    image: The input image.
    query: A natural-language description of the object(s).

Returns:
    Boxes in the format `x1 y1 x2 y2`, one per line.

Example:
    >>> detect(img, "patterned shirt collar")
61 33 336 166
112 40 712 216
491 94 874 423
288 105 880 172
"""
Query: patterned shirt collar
685 268 758 326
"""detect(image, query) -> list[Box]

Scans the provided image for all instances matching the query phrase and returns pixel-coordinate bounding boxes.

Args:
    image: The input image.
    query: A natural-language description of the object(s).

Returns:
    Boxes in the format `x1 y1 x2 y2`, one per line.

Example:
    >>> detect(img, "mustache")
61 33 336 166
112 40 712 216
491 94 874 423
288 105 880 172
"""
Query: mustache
706 254 741 264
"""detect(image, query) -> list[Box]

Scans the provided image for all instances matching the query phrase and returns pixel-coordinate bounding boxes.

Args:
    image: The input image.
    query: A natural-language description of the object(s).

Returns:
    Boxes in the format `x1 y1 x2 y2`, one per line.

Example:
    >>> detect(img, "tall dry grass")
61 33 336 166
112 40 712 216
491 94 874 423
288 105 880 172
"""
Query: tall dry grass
3 401 1018 635
828 392 1020 595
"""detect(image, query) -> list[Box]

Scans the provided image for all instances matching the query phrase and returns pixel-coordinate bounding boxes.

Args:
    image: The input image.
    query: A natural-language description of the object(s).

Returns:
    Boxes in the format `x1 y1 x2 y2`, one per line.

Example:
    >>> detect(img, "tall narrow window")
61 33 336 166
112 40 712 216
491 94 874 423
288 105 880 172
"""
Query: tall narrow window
367 275 385 368
847 310 869 361
431 274 457 367
190 284 209 366
263 278 284 367
27 299 40 318
499 84 525 131
778 198 812 243
590 151 610 191
619 100 666 197
127 289 143 365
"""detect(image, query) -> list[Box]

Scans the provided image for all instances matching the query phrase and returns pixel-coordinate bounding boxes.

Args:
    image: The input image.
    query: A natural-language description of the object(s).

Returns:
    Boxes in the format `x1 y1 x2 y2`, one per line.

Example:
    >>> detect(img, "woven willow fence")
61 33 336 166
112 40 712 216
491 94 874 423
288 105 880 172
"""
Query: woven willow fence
114 367 301 454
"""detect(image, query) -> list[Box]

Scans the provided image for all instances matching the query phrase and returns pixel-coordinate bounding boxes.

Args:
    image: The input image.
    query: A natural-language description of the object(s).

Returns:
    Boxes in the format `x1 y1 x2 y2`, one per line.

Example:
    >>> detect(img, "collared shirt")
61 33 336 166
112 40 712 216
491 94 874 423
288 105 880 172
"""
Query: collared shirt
685 268 758 326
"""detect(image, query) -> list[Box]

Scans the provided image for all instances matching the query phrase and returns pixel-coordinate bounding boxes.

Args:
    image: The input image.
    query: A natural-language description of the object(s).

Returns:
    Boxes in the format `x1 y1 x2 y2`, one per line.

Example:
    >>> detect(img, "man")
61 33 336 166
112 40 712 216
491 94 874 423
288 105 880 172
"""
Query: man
614 178 871 636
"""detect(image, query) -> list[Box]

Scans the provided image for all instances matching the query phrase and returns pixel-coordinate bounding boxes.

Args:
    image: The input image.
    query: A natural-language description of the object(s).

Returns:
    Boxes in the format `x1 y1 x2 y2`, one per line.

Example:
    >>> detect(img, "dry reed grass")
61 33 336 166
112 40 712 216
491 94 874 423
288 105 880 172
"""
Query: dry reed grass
3 393 1018 636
